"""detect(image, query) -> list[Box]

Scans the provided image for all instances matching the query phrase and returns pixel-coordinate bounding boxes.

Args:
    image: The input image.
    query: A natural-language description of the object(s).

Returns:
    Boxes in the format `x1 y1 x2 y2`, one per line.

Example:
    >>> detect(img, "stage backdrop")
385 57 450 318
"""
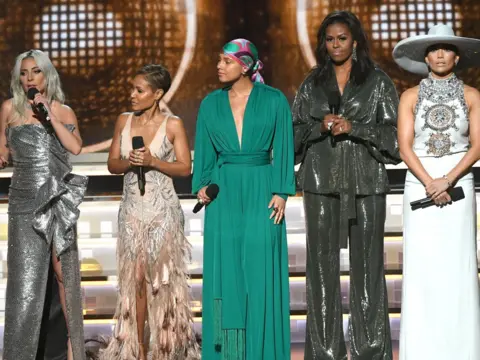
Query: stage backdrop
1 0 479 152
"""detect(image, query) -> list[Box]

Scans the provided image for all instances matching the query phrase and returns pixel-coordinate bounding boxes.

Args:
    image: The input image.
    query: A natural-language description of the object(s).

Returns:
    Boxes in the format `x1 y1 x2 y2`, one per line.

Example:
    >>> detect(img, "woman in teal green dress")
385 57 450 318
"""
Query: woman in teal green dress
192 39 295 359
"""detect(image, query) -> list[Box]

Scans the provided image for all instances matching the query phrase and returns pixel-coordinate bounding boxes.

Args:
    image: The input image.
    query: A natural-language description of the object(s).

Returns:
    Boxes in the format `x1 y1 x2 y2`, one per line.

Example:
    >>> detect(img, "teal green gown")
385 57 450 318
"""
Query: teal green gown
192 82 295 359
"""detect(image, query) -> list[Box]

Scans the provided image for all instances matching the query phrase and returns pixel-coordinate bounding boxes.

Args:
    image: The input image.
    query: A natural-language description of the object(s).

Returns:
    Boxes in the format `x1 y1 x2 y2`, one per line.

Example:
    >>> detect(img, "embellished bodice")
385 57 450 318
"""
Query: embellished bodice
413 73 469 157
119 113 178 219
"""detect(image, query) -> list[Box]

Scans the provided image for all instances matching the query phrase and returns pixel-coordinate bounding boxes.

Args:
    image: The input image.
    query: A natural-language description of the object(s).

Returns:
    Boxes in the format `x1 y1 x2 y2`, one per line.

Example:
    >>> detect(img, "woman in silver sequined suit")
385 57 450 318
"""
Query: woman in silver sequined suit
293 11 400 360
100 65 200 360
0 50 87 360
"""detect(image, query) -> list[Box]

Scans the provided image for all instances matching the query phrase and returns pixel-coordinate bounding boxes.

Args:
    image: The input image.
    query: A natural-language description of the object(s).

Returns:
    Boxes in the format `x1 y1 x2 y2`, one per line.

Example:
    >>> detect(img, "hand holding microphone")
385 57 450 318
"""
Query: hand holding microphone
410 186 464 210
194 184 220 213
131 136 149 196
27 88 51 122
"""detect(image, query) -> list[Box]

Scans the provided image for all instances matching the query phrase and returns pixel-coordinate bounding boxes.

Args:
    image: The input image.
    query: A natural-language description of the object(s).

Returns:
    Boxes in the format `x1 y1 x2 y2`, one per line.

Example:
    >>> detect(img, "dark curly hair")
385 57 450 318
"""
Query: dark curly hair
313 10 375 86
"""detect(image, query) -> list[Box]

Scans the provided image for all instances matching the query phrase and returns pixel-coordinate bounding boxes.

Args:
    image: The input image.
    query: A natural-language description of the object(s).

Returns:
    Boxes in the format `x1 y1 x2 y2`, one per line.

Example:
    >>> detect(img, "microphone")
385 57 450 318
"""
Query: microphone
410 186 465 211
328 91 341 148
193 184 220 213
132 136 145 196
27 88 51 121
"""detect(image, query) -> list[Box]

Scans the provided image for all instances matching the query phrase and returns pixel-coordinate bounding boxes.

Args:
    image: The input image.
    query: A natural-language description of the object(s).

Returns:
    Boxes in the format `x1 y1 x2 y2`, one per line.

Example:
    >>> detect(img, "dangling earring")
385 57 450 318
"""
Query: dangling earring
352 47 357 62
326 54 331 62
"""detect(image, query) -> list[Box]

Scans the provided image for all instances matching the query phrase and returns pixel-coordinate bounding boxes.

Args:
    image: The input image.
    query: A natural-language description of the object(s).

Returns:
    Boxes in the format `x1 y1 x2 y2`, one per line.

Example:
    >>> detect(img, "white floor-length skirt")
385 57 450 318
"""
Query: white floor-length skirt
400 152 480 360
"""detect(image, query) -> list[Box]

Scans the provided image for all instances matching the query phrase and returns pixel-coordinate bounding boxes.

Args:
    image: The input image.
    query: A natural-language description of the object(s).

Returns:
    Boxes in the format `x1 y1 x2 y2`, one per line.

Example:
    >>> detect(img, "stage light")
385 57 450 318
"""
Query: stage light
34 2 124 74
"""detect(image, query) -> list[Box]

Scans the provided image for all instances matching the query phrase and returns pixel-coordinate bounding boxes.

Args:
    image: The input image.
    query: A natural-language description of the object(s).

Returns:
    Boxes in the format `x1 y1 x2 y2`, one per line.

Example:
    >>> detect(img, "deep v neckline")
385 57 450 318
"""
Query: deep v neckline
225 83 256 151
128 113 167 149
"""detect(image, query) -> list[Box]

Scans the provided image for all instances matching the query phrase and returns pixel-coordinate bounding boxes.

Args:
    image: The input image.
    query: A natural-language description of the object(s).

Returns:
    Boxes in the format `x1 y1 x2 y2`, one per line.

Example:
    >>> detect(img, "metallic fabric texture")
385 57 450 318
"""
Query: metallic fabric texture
303 193 392 360
3 124 87 360
293 68 401 248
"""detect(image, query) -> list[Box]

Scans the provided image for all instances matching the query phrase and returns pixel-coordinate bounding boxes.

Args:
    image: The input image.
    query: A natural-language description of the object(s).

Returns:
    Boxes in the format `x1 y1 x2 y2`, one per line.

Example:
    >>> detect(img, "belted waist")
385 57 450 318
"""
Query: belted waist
217 152 271 167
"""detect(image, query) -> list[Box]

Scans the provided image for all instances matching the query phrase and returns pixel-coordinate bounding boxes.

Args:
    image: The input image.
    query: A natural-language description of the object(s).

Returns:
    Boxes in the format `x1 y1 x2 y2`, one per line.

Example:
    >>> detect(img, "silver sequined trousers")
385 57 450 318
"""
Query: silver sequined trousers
303 192 392 360
3 124 87 360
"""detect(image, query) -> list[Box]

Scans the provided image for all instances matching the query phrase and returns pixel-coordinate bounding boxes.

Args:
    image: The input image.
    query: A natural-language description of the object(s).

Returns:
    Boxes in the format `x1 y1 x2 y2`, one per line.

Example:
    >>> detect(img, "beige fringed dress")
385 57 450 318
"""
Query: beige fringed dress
100 113 200 359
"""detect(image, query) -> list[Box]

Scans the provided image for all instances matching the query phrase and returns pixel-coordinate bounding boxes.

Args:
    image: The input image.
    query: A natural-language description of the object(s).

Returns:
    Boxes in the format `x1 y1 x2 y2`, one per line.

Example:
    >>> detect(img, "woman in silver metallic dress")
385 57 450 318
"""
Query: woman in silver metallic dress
293 11 400 359
0 50 87 360
100 64 199 360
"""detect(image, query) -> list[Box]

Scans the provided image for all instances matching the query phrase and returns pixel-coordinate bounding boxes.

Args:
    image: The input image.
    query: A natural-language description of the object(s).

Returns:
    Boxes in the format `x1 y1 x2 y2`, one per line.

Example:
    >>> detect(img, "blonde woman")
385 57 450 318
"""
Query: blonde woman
0 50 87 360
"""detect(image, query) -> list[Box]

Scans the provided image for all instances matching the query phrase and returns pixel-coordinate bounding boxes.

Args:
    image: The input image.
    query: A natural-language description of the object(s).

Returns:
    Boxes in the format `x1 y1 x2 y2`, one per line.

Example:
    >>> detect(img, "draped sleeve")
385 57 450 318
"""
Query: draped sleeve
349 74 401 165
292 74 328 165
271 93 296 200
192 100 218 193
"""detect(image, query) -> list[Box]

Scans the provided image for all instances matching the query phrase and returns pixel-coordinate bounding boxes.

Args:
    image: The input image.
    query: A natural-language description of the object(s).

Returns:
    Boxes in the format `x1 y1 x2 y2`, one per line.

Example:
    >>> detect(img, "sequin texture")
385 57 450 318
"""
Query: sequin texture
414 73 469 157
3 123 88 360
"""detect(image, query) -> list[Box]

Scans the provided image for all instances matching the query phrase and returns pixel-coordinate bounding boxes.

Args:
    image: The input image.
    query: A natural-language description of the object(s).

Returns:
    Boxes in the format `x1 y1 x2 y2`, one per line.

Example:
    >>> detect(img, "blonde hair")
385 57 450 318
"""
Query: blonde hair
10 49 65 122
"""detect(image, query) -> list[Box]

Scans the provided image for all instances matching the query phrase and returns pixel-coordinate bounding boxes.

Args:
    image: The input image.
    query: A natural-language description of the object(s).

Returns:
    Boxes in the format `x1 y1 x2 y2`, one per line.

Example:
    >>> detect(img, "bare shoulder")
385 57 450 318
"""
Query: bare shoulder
400 86 419 105
0 99 13 114
52 103 77 122
165 114 185 132
464 85 480 105
115 112 131 130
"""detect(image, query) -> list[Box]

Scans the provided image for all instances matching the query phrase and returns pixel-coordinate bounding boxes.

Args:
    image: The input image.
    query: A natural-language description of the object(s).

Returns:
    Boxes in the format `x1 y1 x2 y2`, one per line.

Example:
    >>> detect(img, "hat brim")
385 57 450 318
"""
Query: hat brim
392 34 480 75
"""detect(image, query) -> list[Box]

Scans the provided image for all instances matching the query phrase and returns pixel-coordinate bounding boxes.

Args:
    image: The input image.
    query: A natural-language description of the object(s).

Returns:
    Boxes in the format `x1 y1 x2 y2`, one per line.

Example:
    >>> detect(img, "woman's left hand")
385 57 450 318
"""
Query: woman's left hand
425 177 450 199
129 147 153 167
33 93 53 120
331 117 352 136
268 195 286 224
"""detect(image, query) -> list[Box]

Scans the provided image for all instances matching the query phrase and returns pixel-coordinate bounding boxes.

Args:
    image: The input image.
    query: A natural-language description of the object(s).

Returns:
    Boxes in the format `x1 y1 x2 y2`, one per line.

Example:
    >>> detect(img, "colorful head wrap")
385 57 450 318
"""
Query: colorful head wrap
222 38 264 83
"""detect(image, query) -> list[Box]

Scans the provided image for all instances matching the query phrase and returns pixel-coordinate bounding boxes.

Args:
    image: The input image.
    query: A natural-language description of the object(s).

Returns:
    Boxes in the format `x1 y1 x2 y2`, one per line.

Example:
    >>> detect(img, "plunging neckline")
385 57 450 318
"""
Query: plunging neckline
128 113 167 149
225 83 257 151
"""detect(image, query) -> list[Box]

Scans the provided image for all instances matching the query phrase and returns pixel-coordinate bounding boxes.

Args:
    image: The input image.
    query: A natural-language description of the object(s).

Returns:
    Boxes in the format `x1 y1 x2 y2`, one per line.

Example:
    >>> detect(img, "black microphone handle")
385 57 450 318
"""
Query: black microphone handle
137 166 145 195
37 103 51 121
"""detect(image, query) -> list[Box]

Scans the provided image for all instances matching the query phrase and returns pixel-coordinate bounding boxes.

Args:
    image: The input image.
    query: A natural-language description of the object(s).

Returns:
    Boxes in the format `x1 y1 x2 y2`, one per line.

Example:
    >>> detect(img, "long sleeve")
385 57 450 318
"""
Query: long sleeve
349 76 401 165
272 93 296 200
192 104 217 193
292 76 327 165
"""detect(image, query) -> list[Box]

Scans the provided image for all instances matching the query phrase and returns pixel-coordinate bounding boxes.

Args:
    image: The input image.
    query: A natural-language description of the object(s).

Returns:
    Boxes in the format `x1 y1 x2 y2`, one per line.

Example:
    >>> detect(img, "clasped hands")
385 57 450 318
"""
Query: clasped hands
321 114 352 136
425 177 452 206
129 147 153 167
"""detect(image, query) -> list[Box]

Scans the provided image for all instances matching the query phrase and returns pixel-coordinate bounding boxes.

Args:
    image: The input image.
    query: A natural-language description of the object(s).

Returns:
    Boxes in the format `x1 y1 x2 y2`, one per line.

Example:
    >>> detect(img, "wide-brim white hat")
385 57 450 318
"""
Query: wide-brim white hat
392 24 480 75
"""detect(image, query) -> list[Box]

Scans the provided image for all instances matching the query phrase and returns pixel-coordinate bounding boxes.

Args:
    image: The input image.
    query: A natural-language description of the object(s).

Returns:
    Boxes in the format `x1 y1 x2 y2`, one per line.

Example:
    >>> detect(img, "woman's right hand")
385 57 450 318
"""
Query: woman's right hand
0 154 8 169
197 186 212 205
433 191 452 206
321 114 341 133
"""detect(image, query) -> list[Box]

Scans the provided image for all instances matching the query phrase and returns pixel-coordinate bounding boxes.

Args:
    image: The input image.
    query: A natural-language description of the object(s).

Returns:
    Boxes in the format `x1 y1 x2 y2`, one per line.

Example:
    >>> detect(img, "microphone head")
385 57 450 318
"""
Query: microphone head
328 90 341 114
132 136 145 150
449 186 465 201
205 184 220 200
27 87 40 100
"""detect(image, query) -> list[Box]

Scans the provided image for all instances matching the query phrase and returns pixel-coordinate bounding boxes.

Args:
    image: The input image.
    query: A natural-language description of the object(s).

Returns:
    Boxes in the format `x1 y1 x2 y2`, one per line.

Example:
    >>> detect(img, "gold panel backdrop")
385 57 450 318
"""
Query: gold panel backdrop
0 0 480 151
0 0 225 150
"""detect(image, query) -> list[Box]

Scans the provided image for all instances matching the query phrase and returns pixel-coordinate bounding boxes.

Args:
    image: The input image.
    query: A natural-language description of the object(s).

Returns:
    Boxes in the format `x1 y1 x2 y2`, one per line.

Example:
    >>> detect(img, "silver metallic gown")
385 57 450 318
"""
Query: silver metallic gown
3 123 88 360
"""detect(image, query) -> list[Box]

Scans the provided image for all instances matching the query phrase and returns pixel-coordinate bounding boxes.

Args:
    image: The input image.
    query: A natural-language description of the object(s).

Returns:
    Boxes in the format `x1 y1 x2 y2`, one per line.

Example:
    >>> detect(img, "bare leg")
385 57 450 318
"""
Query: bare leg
52 248 73 360
136 260 148 360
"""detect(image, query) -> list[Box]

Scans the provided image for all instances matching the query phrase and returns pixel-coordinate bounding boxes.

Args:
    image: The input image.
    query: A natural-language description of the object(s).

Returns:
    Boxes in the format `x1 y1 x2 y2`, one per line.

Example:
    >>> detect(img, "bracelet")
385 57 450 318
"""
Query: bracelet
443 175 452 187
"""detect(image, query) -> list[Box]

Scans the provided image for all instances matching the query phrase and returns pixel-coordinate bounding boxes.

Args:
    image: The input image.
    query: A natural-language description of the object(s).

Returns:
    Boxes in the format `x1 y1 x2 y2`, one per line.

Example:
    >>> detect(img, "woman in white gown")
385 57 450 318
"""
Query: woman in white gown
394 24 480 359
